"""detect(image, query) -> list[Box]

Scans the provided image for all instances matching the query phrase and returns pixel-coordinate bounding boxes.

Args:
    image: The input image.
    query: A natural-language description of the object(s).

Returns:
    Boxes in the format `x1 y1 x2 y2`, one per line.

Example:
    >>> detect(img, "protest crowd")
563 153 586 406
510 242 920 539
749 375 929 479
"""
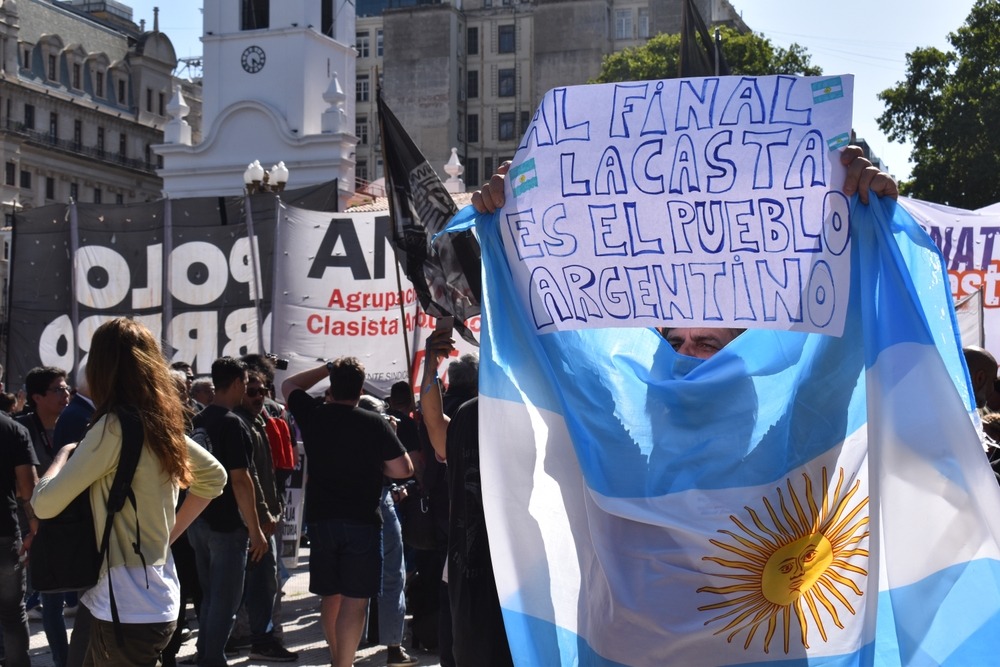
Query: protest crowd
0 135 949 667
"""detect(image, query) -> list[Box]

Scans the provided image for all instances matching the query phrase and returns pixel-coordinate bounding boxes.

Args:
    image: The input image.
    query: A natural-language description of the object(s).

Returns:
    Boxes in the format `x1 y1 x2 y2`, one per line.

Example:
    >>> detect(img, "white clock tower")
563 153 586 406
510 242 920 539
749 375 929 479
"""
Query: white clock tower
155 0 356 206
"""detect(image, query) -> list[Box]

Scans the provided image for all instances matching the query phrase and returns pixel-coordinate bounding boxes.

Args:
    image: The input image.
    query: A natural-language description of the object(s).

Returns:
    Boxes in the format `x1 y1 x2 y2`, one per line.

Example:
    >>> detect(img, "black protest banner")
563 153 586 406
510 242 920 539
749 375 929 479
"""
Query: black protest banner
6 181 338 385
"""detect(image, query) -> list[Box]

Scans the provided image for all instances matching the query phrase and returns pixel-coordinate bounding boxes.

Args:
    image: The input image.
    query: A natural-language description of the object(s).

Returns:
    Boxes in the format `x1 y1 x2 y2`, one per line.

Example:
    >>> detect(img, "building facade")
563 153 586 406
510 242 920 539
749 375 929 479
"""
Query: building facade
355 0 746 190
0 0 194 216
155 0 358 208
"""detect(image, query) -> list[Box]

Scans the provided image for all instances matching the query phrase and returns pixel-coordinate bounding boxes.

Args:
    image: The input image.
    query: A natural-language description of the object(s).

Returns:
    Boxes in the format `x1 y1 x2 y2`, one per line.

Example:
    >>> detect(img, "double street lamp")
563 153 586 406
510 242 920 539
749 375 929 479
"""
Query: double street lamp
243 160 290 194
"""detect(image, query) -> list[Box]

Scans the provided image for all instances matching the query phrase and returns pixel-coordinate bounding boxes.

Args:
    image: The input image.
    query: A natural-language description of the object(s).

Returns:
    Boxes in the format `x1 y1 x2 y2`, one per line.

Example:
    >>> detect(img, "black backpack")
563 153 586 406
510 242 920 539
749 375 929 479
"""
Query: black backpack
31 406 146 603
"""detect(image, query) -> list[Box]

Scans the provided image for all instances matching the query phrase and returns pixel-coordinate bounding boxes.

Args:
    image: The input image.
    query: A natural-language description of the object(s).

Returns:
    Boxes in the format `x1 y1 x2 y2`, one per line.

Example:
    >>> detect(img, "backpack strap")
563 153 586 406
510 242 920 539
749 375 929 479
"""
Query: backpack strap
101 405 146 647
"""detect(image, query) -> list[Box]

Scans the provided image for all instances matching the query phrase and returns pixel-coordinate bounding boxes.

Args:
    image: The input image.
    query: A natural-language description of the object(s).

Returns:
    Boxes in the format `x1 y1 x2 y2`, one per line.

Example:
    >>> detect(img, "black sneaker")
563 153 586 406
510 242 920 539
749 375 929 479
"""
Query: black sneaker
224 635 251 656
249 642 298 663
386 646 419 667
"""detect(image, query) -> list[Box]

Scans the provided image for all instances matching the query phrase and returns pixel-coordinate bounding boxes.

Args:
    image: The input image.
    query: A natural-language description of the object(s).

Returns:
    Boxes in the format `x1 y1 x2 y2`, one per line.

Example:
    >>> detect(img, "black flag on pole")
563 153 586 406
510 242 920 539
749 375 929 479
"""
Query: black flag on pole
377 89 481 344
679 0 730 78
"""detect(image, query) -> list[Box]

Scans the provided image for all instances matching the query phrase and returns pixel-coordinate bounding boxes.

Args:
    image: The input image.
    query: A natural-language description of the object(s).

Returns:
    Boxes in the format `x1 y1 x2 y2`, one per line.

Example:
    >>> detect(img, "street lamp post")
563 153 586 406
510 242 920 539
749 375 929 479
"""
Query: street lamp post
243 160 290 194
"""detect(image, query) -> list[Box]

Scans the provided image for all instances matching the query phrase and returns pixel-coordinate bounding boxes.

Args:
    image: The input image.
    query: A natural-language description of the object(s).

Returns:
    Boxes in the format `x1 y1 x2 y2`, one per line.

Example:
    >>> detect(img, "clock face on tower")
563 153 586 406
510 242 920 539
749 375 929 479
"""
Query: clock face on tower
241 45 266 74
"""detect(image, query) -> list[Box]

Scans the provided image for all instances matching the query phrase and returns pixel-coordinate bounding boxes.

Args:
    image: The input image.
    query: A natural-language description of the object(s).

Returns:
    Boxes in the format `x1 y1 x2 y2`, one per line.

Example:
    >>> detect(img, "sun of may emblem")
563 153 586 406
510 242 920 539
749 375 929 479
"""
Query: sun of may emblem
697 467 869 654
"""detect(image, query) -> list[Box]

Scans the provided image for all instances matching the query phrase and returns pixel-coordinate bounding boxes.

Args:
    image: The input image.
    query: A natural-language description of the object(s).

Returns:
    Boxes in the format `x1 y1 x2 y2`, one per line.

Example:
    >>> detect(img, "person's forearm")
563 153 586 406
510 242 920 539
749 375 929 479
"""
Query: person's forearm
170 493 212 545
421 370 448 461
42 443 76 479
231 469 262 532
15 465 37 509
280 364 329 399
250 467 273 525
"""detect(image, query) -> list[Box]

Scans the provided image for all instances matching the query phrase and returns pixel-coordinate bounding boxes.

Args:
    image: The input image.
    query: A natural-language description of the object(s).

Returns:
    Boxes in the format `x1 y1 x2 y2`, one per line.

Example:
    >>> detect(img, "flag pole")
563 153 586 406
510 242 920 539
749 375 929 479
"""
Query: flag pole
376 69 415 384
392 245 413 387
978 285 986 347
678 0 688 77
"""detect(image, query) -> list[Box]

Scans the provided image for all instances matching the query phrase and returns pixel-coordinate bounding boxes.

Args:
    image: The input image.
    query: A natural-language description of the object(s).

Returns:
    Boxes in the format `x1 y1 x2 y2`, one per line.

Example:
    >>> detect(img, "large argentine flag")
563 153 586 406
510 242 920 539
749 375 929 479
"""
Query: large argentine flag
466 193 1000 666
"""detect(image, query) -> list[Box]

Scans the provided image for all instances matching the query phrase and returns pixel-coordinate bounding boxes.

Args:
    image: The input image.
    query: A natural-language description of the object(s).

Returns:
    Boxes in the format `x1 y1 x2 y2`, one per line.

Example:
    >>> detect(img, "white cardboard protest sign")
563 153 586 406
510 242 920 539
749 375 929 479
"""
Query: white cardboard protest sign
501 75 855 335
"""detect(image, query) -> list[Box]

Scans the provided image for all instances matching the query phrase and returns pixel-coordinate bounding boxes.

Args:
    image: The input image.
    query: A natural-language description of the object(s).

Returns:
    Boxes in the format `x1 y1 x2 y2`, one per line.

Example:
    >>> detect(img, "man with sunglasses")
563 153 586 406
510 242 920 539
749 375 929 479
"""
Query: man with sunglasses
231 371 295 662
16 366 71 667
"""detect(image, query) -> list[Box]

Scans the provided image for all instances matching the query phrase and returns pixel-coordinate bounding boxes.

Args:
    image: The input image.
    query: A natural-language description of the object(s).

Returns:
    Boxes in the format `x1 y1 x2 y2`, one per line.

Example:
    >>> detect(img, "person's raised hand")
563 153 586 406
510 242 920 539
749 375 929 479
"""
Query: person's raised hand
471 161 511 213
424 329 456 371
841 145 899 205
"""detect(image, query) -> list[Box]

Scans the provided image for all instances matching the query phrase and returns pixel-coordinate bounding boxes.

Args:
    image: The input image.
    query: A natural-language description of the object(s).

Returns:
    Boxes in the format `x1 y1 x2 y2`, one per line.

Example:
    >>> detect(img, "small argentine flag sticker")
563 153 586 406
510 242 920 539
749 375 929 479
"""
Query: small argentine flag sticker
510 158 539 196
812 77 844 104
827 133 851 151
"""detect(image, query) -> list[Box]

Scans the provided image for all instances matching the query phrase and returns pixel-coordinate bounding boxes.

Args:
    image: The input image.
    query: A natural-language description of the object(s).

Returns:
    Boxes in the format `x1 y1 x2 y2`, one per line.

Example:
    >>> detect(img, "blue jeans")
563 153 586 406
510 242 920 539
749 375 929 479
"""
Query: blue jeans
186 519 248 667
0 537 29 667
243 534 278 646
41 591 69 667
378 487 406 646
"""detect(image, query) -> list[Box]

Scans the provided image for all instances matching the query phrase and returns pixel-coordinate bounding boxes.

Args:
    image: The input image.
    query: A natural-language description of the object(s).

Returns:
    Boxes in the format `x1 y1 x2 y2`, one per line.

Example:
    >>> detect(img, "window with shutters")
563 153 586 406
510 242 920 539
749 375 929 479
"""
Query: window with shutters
498 25 515 54
615 9 633 40
356 32 370 58
467 27 479 55
499 112 515 141
498 68 515 97
466 158 479 187
467 114 479 143
468 70 479 99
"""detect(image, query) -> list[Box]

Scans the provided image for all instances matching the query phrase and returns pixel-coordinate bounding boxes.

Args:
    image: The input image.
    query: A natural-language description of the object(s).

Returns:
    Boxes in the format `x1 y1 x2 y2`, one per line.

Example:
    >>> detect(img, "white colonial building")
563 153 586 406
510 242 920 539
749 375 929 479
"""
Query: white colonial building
154 0 358 209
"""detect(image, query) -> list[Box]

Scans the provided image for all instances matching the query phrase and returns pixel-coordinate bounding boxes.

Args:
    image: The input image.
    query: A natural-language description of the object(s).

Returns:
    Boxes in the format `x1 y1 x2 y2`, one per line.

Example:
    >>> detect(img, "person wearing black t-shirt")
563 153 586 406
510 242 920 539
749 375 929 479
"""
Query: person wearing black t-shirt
0 411 38 667
188 357 267 667
281 357 412 667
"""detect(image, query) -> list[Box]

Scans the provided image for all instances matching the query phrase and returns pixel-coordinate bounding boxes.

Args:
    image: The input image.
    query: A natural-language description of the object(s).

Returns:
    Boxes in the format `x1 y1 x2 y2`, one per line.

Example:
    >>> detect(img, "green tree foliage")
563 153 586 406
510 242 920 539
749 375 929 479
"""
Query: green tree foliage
593 27 821 84
879 0 1000 208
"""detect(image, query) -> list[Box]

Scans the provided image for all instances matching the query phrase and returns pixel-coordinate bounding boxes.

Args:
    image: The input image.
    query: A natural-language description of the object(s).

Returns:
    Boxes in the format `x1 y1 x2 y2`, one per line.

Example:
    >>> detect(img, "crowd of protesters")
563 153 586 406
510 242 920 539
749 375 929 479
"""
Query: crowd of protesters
0 337 454 667
0 145 905 667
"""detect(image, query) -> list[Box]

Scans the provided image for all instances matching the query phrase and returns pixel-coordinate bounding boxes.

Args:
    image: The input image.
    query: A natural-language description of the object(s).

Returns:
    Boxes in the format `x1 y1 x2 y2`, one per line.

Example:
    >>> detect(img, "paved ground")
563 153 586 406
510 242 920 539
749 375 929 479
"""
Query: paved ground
26 548 444 667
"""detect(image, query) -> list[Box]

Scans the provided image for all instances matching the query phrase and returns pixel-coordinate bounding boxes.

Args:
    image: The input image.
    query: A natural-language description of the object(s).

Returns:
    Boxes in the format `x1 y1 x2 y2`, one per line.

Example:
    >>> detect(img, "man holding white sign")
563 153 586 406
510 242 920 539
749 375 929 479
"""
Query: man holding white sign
474 144 896 358
474 75 897 335
425 138 895 657
426 75 969 667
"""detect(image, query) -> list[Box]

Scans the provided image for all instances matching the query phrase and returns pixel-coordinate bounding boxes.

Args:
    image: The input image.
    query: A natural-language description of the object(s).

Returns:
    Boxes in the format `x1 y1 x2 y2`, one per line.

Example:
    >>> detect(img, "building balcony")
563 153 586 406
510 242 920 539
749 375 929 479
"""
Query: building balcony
2 120 158 174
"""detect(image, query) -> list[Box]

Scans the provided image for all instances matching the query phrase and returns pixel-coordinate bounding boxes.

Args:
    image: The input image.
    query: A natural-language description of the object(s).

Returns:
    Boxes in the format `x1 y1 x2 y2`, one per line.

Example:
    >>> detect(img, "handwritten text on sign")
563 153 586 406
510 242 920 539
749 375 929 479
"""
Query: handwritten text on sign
501 75 855 335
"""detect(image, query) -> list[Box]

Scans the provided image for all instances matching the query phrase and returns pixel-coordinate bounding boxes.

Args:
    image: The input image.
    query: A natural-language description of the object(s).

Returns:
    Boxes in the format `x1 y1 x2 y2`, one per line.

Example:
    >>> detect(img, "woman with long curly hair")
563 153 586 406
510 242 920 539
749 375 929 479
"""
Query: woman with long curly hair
32 317 227 665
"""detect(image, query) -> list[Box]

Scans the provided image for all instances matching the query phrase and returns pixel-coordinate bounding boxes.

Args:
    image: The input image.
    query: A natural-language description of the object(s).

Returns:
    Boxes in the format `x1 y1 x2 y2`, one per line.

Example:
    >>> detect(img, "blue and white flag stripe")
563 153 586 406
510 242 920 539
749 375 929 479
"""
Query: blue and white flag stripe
453 192 1000 666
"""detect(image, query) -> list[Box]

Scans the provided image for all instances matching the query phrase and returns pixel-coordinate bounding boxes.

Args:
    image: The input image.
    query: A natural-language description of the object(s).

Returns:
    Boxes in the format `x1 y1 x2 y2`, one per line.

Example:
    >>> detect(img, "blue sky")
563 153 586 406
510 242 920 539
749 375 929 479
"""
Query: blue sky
127 0 977 181
740 0 977 181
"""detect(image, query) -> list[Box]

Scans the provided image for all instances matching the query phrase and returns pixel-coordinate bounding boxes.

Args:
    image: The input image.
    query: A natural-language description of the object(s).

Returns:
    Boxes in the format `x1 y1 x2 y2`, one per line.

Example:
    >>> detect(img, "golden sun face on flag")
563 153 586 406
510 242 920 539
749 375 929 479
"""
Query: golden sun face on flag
697 467 869 654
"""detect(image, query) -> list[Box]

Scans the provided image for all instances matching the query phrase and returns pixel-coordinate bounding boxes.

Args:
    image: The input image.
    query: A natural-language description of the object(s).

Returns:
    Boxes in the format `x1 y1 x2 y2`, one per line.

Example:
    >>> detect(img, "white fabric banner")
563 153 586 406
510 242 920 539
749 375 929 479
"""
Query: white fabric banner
269 205 421 398
899 197 1000 354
